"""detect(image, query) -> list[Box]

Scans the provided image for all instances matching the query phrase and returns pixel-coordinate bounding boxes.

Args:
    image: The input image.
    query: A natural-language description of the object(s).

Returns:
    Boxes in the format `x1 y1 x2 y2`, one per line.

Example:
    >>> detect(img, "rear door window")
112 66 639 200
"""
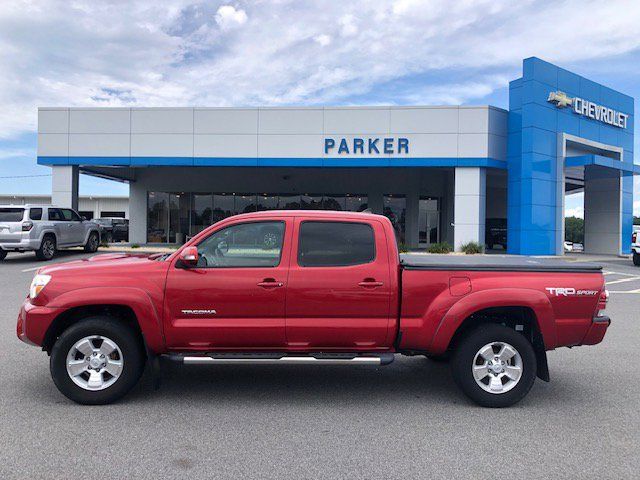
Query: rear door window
29 208 43 220
298 221 375 267
0 208 25 222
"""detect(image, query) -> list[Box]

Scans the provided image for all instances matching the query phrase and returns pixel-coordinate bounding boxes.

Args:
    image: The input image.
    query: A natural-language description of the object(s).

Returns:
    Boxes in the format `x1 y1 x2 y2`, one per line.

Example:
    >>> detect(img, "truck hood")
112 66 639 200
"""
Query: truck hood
38 252 167 275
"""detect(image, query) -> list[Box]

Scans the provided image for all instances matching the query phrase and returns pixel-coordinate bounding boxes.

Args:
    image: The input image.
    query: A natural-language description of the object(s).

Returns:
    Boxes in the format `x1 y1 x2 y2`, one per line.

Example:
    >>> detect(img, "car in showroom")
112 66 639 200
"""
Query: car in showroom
0 205 101 261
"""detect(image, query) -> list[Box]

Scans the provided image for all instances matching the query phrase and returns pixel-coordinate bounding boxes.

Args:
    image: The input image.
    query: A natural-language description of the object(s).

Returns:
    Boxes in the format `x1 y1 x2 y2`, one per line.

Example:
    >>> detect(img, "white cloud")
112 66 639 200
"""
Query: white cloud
313 34 331 47
215 5 248 30
565 206 584 219
339 14 358 37
0 0 639 143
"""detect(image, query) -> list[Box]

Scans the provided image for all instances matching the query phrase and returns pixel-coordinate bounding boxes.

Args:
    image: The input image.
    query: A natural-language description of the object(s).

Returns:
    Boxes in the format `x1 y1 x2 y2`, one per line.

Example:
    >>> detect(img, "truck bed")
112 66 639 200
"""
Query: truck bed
400 254 602 273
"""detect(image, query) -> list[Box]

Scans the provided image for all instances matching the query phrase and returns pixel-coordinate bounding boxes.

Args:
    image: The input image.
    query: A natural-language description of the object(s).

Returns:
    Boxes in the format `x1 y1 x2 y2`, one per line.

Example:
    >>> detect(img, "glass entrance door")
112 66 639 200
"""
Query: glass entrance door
418 197 439 248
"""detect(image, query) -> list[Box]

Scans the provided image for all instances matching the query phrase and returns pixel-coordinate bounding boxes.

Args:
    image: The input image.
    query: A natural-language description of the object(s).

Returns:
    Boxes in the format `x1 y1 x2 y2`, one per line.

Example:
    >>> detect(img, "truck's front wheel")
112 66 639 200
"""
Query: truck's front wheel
50 317 145 405
451 324 536 408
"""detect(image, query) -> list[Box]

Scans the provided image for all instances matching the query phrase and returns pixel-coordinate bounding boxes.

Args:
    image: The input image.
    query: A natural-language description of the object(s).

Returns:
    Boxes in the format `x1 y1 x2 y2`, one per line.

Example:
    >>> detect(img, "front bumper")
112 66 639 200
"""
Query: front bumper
581 316 611 346
17 298 60 347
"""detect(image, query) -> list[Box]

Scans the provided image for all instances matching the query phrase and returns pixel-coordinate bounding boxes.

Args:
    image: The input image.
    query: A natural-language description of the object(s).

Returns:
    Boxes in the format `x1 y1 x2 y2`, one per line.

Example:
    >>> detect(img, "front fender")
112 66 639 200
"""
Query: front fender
429 288 557 355
48 287 165 353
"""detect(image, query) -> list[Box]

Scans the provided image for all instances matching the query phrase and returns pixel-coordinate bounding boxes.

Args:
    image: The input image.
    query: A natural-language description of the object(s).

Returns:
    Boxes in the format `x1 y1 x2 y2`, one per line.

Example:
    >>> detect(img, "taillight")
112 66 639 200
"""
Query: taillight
22 221 33 232
633 232 637 243
595 289 609 317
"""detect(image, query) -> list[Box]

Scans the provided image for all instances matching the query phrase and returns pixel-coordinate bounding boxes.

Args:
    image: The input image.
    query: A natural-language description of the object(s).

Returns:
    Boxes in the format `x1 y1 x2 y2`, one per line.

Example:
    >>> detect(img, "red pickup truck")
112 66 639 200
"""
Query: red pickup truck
17 210 610 407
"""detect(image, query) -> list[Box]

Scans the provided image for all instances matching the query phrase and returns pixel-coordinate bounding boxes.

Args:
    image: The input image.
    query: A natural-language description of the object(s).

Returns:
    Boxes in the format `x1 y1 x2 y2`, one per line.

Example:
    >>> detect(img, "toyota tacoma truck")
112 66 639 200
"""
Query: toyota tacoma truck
17 211 610 407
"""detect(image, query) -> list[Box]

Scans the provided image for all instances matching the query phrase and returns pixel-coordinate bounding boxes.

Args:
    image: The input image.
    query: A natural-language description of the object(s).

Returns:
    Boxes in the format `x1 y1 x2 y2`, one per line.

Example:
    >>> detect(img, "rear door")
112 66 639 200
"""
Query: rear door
285 218 392 349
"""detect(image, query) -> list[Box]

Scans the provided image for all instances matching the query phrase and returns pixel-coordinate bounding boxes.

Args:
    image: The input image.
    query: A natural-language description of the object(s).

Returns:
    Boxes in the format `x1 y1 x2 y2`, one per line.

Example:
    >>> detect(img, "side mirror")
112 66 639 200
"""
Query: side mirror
178 246 199 268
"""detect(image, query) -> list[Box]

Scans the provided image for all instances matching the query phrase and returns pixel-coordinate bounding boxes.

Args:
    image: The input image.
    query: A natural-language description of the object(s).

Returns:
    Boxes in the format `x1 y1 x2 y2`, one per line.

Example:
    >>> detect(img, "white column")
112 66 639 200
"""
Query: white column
128 181 147 244
454 167 486 251
51 165 79 211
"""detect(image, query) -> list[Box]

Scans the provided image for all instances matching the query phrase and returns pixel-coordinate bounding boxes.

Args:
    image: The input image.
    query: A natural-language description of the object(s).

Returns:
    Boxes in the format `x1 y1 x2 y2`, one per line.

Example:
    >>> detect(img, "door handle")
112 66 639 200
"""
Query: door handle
358 280 384 288
257 279 284 288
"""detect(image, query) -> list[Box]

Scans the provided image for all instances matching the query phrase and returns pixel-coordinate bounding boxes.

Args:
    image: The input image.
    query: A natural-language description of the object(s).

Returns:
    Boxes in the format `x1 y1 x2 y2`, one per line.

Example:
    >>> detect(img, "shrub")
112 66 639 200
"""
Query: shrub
461 241 484 254
427 242 452 254
131 243 140 249
397 242 409 253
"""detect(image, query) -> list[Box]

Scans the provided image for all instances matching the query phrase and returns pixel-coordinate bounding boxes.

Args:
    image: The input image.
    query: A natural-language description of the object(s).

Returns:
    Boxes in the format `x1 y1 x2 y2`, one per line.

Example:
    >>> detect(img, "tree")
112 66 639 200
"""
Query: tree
565 216 584 243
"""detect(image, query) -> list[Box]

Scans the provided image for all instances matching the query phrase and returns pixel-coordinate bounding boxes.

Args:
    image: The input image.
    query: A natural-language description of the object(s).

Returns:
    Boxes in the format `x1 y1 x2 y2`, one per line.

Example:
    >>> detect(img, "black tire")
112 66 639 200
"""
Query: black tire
451 323 537 408
35 234 56 261
50 316 145 405
84 231 100 253
0 249 6 261
633 251 640 266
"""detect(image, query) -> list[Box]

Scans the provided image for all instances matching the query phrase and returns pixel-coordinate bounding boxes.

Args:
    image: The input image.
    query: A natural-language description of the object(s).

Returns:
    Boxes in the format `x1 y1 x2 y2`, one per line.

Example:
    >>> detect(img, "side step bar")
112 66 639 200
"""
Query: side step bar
166 353 395 366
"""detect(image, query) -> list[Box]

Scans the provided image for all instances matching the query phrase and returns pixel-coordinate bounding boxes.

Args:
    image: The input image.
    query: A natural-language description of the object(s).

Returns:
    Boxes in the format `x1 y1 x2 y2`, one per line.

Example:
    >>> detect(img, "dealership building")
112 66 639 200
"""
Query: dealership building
36 57 638 254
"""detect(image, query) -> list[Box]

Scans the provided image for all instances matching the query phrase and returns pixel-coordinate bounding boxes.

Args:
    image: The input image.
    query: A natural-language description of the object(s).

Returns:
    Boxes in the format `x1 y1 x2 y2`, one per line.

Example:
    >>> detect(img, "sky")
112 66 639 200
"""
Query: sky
1 0 639 217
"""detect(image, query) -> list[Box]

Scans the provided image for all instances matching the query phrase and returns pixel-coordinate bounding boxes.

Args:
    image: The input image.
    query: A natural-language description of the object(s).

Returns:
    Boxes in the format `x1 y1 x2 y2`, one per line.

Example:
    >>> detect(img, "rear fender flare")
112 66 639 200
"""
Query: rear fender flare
429 288 557 355
47 287 165 353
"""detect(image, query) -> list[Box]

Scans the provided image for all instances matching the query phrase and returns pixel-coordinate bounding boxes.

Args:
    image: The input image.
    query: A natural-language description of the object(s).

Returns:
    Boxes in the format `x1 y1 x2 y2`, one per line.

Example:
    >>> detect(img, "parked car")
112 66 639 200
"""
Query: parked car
564 241 574 252
18 210 610 407
0 205 100 261
94 217 129 243
485 218 507 250
632 230 640 266
572 242 584 253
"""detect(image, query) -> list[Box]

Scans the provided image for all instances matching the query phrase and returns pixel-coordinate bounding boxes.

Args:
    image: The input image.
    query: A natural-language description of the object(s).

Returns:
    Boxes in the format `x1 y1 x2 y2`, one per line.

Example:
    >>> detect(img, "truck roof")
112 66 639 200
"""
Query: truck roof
229 210 386 221
0 204 56 209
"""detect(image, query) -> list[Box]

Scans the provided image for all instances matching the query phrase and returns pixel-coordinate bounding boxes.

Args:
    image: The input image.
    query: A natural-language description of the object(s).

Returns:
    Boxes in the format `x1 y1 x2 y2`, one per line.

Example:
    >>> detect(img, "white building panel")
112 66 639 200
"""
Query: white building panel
195 108 258 134
69 109 130 134
69 134 130 157
390 107 459 134
258 134 323 158
458 133 489 157
459 107 490 134
38 109 69 134
131 134 193 157
324 108 390 134
258 109 323 134
131 108 194 134
195 134 258 157
38 133 69 156
401 134 458 158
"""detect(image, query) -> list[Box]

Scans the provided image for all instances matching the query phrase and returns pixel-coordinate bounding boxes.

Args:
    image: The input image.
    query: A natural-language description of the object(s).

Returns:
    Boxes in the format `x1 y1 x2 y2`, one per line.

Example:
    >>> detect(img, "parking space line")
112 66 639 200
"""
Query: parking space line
603 270 639 277
21 266 41 273
608 289 640 294
605 276 640 285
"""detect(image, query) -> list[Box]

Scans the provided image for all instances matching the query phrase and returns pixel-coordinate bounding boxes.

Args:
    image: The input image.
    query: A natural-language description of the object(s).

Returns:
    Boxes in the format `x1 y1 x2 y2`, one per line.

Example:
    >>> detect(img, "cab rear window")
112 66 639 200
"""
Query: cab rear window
0 208 25 222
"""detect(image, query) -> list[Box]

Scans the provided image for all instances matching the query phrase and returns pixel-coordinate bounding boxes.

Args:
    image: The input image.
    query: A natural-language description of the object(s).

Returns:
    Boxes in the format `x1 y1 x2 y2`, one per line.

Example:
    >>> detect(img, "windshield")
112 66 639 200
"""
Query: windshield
0 208 25 222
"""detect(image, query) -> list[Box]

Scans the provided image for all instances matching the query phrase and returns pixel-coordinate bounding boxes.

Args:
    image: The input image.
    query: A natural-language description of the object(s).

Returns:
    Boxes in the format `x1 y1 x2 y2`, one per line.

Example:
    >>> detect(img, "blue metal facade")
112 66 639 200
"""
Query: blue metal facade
507 57 636 255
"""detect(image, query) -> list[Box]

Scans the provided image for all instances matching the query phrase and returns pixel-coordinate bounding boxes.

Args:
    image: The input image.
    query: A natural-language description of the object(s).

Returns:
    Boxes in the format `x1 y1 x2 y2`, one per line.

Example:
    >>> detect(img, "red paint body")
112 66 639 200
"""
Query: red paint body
17 211 609 356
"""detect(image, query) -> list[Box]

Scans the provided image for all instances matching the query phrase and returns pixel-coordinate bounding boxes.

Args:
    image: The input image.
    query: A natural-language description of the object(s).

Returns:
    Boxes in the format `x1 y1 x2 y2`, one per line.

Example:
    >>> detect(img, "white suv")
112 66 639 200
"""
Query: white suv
633 229 640 266
0 205 101 261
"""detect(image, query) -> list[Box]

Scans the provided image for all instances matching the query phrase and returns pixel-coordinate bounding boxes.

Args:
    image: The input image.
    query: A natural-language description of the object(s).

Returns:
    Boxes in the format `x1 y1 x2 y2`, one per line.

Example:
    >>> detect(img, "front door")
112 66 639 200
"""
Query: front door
285 218 393 350
59 208 85 245
164 218 292 350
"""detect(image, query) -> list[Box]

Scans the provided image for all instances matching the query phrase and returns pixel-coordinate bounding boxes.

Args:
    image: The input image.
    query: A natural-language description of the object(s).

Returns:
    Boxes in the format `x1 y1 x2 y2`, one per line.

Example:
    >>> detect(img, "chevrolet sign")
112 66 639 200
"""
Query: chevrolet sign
547 90 628 129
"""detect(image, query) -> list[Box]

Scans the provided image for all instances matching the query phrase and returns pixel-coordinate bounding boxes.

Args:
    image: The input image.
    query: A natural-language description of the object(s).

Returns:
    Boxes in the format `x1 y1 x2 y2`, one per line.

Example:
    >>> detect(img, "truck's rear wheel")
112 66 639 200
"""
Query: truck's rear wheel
451 324 536 408
633 251 640 266
35 235 56 260
50 317 145 405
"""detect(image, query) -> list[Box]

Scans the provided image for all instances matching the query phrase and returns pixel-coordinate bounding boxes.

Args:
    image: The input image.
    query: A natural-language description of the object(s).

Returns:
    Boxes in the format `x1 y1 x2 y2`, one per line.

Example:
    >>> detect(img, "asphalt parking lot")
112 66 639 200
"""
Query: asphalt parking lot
0 250 638 479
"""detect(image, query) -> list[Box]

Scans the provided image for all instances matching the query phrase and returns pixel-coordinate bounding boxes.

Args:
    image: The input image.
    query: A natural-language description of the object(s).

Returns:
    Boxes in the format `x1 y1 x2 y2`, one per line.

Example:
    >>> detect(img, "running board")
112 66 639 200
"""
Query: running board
166 352 395 366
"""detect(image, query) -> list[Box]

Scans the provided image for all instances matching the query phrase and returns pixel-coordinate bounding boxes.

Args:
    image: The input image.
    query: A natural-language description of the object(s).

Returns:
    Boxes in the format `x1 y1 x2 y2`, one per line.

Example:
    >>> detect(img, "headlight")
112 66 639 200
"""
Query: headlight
29 274 51 299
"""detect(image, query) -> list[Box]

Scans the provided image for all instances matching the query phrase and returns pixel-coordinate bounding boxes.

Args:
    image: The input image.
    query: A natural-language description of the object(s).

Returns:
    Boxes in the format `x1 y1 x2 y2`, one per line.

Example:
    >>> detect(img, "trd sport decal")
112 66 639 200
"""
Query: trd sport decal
545 288 599 297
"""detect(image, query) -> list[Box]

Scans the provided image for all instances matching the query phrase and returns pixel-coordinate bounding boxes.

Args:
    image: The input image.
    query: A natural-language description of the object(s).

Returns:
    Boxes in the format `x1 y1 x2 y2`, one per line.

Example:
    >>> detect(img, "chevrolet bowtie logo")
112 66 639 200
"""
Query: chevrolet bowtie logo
547 91 574 108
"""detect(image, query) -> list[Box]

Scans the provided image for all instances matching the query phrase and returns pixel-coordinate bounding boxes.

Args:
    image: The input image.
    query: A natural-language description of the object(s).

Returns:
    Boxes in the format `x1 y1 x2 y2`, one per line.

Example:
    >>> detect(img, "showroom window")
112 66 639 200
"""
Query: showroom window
383 194 406 245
